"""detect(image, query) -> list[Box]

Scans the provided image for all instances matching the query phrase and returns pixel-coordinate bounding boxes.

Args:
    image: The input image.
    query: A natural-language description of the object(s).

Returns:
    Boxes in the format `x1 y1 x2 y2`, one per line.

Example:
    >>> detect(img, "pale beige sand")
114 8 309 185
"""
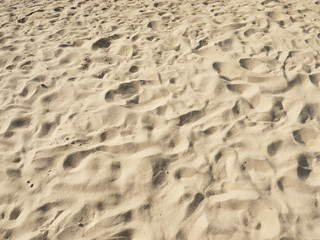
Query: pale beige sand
1 0 320 239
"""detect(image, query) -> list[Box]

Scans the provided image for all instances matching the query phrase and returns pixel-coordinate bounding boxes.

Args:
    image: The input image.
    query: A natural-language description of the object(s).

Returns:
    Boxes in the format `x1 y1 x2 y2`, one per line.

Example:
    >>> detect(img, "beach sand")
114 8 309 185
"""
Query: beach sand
1 0 320 239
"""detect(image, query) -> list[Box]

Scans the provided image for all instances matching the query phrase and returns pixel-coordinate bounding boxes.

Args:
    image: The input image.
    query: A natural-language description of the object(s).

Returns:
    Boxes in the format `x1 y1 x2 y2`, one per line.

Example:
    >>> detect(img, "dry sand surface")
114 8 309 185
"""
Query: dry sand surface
1 0 320 239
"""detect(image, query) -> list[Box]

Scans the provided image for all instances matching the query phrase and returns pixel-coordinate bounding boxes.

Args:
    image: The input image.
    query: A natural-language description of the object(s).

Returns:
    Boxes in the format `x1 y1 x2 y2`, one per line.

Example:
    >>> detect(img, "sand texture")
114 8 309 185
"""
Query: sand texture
1 0 320 239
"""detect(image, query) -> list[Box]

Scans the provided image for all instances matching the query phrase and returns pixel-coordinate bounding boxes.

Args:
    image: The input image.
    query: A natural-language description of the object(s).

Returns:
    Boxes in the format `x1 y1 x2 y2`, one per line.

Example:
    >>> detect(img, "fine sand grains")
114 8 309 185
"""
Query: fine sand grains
1 0 320 239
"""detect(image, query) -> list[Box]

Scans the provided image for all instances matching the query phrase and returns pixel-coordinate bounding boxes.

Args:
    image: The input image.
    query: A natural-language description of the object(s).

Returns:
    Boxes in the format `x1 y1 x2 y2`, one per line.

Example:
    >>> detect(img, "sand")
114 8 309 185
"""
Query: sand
1 0 320 239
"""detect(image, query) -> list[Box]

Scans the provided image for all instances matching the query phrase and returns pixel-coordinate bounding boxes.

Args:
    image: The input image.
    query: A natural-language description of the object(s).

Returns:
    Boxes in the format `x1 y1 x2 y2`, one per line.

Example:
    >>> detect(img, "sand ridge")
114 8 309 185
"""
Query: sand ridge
1 0 320 239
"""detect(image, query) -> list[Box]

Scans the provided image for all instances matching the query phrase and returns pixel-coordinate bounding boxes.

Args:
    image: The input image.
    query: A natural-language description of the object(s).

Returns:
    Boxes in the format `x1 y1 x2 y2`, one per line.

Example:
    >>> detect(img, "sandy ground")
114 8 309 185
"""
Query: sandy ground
1 0 320 239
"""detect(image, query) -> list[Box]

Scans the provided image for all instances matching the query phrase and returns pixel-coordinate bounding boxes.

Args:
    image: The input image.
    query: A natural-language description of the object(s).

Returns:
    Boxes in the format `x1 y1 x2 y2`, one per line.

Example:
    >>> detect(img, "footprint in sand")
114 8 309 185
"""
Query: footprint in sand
239 57 281 74
92 38 111 49
309 72 320 87
63 150 94 170
298 104 317 123
104 80 142 102
292 128 317 145
212 62 243 80
296 154 312 180
9 207 21 220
